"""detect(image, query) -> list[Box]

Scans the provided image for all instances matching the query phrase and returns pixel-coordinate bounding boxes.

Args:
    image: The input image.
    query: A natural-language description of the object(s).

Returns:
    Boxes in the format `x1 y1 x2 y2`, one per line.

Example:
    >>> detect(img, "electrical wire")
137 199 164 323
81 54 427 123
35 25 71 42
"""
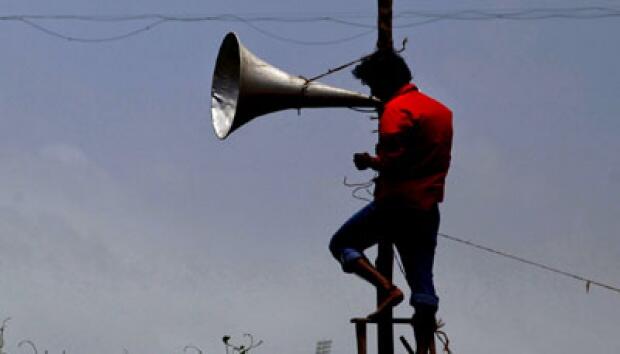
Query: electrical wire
0 14 375 44
17 17 167 43
437 232 620 295
1 13 376 44
1 6 619 44
392 231 620 297
394 7 620 28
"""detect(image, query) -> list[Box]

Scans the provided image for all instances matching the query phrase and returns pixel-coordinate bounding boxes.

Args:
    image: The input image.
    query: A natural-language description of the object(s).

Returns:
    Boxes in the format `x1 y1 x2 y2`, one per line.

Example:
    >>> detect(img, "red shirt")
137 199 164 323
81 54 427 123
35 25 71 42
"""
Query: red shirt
372 83 453 210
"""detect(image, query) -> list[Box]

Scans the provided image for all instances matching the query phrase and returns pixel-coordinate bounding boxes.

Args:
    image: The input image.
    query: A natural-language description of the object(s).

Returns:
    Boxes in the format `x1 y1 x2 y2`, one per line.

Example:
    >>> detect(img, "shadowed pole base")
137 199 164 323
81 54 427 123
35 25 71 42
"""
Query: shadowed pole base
351 318 438 354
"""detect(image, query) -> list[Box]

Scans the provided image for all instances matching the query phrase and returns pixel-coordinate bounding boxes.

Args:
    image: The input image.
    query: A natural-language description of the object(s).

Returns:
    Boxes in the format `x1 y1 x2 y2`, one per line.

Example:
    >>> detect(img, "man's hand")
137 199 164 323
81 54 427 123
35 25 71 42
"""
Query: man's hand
353 152 374 170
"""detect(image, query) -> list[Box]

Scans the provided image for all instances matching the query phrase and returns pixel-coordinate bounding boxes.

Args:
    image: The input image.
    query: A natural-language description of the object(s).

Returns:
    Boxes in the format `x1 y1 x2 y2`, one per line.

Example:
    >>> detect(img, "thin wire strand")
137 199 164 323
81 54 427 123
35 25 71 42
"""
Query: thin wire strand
303 38 406 83
17 17 167 43
218 14 374 45
2 6 620 44
3 7 620 24
434 320 452 354
438 232 620 295
3 14 374 45
343 177 374 202
391 231 620 297
354 197 620 296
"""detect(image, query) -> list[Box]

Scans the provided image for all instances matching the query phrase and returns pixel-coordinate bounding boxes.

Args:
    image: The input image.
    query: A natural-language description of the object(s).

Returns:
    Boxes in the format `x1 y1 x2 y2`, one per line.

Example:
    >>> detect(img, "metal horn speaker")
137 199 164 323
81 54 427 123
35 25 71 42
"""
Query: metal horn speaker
210 32 380 139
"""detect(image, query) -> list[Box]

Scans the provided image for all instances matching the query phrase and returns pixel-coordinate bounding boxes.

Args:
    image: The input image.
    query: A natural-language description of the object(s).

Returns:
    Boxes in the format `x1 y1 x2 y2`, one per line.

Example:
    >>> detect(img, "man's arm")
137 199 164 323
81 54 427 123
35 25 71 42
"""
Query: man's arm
354 131 413 174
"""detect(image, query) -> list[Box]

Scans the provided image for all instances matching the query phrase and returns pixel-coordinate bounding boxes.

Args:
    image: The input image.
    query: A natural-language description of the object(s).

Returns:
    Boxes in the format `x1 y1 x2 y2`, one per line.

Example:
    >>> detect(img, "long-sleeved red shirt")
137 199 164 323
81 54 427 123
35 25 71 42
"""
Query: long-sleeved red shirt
371 83 453 210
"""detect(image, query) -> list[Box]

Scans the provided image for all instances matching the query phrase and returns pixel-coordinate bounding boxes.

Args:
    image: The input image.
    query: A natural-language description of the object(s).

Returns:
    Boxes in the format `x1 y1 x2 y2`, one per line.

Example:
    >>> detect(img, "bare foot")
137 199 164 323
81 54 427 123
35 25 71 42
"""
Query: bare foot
367 286 404 320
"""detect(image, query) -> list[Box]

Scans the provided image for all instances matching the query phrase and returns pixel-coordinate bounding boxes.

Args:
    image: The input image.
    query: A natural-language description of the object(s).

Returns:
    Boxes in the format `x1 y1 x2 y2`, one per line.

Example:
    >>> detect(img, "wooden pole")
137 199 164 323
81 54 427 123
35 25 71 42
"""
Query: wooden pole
355 322 367 354
376 241 394 354
377 0 396 353
374 2 438 353
376 0 394 353
377 0 394 50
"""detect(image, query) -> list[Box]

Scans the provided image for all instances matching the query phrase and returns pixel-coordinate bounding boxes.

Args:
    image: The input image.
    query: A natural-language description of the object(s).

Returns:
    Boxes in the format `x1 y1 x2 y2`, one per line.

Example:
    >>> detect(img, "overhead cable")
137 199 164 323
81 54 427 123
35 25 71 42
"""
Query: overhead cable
1 6 620 44
437 232 620 295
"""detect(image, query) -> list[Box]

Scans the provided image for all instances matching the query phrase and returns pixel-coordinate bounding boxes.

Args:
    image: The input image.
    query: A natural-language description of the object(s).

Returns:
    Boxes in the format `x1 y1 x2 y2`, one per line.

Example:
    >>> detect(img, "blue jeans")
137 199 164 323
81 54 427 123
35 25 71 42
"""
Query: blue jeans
329 201 440 309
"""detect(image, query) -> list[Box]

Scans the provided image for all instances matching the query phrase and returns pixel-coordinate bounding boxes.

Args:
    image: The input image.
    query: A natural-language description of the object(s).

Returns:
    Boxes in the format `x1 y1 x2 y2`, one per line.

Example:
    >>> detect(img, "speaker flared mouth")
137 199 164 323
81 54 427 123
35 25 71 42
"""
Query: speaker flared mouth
210 32 380 140
211 33 241 139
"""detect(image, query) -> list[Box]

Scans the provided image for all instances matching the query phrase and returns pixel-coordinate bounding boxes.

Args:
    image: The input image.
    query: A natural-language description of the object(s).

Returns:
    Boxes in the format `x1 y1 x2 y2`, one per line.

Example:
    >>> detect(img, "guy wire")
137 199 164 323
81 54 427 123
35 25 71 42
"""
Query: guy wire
392 232 620 297
437 232 620 295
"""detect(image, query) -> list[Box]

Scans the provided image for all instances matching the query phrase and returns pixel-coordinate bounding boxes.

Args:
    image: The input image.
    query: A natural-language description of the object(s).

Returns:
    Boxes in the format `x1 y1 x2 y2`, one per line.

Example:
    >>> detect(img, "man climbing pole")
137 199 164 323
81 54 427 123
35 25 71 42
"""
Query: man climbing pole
328 49 453 354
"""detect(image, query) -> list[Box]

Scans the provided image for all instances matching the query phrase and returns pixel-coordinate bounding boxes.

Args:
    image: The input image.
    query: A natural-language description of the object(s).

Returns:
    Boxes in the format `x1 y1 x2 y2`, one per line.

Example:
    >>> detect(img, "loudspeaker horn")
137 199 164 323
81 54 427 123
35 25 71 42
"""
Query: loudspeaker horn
211 32 380 139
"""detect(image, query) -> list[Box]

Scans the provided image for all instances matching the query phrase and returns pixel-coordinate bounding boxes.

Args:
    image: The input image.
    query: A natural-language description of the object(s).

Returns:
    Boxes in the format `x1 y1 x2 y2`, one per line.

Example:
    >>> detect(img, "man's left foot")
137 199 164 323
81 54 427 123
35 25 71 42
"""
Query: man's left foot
366 286 404 320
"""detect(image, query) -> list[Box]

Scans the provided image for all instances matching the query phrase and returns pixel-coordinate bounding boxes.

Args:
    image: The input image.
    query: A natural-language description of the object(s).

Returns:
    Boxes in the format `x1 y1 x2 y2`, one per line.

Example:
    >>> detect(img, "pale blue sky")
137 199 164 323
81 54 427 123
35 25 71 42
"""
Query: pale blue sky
1 1 619 354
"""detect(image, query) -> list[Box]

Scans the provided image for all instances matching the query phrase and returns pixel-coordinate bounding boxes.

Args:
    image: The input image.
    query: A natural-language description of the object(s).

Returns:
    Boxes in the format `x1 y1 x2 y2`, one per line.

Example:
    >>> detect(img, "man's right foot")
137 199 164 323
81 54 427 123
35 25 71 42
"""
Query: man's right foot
366 286 404 320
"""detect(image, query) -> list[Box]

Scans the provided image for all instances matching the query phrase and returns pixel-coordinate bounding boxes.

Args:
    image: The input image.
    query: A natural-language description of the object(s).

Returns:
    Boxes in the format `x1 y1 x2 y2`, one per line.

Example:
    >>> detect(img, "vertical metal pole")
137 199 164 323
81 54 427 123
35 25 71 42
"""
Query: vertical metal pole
376 241 394 354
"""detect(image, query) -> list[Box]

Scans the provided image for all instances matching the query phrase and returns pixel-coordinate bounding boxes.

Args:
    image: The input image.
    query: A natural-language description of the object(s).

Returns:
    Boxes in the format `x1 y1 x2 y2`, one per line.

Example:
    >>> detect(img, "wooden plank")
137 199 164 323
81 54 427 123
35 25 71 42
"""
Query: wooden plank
351 318 413 324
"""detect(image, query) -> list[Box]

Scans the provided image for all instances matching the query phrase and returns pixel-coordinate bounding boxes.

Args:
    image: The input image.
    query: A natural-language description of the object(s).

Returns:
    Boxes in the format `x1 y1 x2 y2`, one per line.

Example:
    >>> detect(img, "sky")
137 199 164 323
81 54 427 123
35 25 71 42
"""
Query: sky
1 1 619 354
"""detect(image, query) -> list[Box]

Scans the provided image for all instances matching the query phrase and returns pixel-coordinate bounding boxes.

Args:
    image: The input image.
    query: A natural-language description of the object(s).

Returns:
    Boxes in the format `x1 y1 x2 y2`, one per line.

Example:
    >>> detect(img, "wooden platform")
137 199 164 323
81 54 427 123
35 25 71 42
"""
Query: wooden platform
350 317 414 354
350 317 440 354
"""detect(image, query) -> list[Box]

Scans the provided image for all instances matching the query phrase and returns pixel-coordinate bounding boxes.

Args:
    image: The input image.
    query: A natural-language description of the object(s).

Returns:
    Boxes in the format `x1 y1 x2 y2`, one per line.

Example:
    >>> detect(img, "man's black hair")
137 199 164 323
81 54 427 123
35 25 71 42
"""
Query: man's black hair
352 50 412 88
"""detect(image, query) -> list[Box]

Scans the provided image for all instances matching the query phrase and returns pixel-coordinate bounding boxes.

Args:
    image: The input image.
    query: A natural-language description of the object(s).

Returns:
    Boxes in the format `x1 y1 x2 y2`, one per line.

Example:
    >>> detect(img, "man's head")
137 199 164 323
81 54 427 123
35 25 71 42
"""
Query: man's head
352 50 412 101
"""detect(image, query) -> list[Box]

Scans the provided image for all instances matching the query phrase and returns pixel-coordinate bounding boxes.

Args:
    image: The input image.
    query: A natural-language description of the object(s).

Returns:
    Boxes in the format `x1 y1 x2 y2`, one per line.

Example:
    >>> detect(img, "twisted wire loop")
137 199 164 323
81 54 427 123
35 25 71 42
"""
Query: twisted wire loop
343 176 375 202
435 319 452 354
